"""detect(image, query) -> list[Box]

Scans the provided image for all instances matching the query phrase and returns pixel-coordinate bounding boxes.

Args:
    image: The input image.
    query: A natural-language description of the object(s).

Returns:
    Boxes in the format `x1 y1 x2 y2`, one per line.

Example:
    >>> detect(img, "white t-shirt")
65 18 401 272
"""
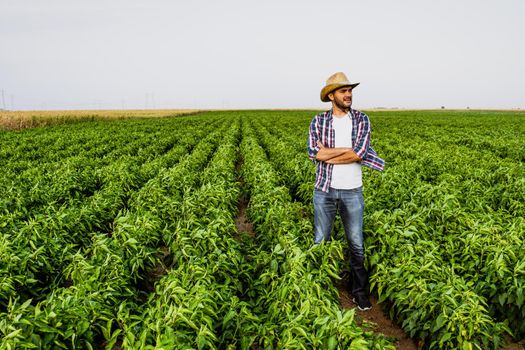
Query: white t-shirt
330 113 362 189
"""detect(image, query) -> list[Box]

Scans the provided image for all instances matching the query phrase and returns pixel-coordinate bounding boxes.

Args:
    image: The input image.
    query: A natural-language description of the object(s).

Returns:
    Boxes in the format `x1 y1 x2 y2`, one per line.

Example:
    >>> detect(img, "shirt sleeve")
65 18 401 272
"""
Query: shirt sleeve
307 116 320 161
353 113 371 160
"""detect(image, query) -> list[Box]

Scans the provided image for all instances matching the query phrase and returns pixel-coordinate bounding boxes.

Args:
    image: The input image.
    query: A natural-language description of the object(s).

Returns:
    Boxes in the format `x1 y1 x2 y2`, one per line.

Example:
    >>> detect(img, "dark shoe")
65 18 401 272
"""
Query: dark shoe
352 296 372 311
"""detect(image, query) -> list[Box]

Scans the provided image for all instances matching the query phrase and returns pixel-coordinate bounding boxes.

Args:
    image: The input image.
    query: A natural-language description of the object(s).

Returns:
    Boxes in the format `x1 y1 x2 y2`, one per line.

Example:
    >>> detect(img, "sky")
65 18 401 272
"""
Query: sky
1 0 524 110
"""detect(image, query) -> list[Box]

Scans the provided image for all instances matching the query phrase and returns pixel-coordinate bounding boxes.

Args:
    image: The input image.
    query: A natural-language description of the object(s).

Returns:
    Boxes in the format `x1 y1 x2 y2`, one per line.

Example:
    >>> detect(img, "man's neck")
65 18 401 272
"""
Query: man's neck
332 105 350 118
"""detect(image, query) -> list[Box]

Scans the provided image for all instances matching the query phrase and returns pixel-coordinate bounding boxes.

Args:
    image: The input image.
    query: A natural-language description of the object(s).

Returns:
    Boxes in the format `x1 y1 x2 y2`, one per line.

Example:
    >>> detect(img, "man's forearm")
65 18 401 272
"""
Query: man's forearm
325 150 361 164
315 147 352 161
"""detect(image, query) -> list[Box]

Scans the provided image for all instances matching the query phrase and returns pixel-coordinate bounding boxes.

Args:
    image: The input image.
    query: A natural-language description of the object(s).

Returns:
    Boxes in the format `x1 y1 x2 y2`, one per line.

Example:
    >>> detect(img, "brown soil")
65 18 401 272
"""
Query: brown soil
234 195 255 238
503 337 525 350
338 286 420 350
234 156 255 238
140 246 170 292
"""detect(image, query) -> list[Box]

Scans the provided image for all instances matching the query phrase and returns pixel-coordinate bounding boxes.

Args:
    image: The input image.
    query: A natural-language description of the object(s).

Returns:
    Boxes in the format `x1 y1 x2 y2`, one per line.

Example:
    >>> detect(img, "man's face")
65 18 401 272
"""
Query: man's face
329 86 353 110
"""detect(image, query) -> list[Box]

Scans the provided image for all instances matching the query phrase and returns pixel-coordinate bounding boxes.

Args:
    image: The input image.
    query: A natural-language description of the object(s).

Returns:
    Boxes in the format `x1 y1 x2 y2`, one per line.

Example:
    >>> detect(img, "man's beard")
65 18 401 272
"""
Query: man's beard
334 97 351 112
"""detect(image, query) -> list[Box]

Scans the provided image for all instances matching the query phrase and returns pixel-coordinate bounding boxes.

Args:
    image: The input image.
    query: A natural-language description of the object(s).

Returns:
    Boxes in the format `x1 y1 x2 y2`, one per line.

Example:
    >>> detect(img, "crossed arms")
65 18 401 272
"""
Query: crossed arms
315 141 361 164
308 113 370 165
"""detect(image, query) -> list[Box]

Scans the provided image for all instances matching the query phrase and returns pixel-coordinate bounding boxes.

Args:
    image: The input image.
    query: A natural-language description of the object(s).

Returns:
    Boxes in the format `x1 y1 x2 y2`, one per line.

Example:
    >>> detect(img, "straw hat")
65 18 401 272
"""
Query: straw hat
320 72 360 102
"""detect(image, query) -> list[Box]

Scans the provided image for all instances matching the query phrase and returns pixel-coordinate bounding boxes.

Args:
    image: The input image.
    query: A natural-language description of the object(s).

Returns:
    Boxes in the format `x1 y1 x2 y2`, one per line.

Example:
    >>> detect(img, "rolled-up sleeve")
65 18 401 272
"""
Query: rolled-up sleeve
307 116 320 161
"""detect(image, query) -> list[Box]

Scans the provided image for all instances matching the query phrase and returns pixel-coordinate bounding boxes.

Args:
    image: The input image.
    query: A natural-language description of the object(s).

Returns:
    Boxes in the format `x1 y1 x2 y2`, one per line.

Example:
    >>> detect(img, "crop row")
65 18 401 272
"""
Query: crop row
116 117 260 349
240 117 394 349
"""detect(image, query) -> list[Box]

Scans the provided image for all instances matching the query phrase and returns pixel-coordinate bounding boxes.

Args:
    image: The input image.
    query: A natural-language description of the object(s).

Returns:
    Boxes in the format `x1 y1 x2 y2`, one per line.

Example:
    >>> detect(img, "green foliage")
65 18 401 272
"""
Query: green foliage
247 109 524 348
1 109 523 349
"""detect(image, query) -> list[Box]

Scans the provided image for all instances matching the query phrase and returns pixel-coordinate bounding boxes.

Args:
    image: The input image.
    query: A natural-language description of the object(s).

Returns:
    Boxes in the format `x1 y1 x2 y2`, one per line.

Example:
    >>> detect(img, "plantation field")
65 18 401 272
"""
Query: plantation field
0 110 524 349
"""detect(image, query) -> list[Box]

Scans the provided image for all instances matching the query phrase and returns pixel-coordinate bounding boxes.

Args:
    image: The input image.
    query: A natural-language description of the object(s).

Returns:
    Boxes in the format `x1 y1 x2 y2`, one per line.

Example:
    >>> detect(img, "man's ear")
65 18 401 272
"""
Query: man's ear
328 92 334 101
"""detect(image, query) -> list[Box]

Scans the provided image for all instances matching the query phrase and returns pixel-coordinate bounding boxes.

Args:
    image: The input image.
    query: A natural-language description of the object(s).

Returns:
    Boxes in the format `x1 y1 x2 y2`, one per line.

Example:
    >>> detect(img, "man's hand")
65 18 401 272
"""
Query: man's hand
315 140 361 164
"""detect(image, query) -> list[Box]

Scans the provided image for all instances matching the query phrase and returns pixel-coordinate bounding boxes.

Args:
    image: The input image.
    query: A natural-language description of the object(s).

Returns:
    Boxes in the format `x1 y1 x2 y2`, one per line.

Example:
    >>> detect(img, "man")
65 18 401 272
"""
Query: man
307 72 384 311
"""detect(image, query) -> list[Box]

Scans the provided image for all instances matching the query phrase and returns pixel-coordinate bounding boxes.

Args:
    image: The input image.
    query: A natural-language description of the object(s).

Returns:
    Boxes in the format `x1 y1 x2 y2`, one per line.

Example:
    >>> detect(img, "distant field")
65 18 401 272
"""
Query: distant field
0 110 524 349
0 109 200 130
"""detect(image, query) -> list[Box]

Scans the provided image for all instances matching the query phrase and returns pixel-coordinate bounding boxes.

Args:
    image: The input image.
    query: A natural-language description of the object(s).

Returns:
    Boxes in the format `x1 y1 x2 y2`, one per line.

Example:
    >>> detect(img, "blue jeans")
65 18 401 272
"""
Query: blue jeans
313 186 369 297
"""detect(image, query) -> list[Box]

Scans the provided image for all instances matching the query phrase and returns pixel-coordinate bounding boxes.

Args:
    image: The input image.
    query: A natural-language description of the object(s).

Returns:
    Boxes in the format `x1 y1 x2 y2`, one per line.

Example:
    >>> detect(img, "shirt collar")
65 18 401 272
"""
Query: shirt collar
328 108 353 120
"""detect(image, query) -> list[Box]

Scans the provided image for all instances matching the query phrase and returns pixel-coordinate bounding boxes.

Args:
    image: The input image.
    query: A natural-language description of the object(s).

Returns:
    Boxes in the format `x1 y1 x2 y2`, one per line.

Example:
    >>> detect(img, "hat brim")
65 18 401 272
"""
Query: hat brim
320 82 360 102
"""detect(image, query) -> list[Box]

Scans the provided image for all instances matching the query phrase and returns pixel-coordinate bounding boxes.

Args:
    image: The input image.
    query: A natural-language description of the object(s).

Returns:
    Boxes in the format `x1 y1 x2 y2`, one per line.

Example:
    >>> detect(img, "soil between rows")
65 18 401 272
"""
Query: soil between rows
338 285 419 350
234 194 255 238
234 155 255 239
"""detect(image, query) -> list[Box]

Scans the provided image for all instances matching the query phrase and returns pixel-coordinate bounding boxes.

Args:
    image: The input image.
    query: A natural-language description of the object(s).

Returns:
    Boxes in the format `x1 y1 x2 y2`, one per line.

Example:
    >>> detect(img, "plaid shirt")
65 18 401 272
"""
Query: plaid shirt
308 108 385 192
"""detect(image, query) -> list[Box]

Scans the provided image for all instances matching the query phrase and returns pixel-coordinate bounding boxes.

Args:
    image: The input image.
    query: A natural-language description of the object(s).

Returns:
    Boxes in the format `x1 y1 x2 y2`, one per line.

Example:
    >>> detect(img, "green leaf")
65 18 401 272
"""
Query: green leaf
432 314 446 332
